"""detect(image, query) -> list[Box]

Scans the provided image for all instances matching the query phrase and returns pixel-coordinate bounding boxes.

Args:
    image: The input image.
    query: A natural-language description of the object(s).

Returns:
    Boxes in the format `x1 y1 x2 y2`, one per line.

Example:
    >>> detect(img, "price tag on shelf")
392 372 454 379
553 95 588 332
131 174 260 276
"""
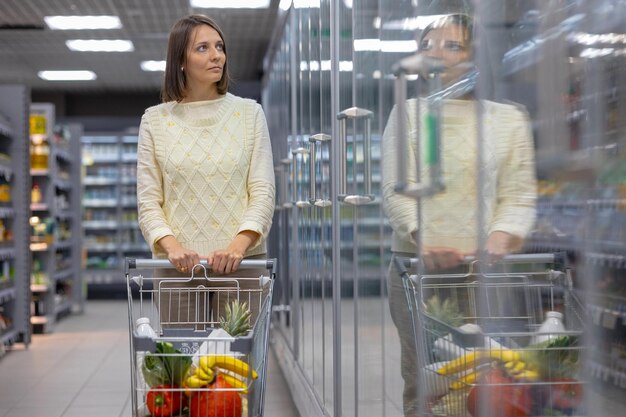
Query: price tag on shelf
29 114 46 135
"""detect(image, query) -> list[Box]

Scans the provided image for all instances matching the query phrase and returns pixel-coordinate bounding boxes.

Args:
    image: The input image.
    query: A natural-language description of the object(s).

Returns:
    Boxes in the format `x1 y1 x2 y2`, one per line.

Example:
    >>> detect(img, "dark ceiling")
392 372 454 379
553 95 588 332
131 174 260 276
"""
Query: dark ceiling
0 0 281 94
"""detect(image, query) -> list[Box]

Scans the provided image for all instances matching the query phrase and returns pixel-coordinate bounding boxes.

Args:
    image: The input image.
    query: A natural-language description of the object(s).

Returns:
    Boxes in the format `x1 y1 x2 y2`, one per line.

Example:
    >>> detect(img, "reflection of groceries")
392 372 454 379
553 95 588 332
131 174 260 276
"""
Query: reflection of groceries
433 323 506 361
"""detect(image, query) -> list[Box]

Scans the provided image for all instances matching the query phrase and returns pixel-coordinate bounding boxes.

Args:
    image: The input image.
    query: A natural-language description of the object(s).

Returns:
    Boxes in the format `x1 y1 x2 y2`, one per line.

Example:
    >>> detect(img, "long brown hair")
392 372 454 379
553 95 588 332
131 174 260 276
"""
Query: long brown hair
419 14 473 51
161 14 230 102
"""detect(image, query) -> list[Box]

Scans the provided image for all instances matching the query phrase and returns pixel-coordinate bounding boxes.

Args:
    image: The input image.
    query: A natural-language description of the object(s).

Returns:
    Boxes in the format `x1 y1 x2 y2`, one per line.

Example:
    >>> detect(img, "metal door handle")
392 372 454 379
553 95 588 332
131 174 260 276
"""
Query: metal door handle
392 57 477 199
392 55 446 199
308 133 332 207
336 107 375 206
280 158 293 208
291 147 311 207
274 158 293 210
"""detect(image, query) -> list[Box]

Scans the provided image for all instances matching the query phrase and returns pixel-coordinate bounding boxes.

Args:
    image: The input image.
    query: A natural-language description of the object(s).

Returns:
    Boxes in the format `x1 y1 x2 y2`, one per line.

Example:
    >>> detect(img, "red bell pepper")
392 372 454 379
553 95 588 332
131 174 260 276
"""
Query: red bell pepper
467 368 533 417
190 375 242 417
146 384 184 417
545 378 583 410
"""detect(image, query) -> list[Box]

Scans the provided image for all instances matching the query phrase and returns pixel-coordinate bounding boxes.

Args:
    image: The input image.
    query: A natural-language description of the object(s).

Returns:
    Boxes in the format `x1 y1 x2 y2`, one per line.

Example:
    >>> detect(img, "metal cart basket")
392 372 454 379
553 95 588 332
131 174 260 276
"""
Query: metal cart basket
395 253 586 417
125 258 276 417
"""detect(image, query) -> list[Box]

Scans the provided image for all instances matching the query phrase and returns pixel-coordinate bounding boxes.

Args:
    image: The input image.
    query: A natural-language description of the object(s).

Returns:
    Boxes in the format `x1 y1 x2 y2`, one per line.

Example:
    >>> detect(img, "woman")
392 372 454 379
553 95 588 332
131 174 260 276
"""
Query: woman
381 14 537 416
137 14 275 328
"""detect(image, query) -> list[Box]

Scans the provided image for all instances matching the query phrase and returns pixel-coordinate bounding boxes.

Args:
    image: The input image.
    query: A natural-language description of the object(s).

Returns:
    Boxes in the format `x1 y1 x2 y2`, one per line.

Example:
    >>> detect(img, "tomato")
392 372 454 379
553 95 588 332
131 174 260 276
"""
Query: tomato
543 378 583 411
467 368 533 417
190 375 242 417
146 384 185 417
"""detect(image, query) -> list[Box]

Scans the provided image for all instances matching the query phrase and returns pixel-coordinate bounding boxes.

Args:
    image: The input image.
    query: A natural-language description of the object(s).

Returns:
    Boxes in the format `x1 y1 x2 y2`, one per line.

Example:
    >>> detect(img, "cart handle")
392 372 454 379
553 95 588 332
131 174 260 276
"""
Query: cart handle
125 258 276 274
395 252 566 271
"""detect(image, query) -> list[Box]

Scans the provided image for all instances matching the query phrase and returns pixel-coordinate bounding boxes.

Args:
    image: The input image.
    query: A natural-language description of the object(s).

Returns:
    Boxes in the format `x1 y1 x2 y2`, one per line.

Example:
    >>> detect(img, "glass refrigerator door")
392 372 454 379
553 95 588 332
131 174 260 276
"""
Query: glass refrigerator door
265 13 294 350
290 2 337 413
334 0 407 416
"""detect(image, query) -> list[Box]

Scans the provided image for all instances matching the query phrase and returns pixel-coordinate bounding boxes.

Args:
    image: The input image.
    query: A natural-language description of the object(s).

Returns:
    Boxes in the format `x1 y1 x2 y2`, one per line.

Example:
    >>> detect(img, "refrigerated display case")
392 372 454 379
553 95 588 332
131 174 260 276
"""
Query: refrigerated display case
263 1 626 416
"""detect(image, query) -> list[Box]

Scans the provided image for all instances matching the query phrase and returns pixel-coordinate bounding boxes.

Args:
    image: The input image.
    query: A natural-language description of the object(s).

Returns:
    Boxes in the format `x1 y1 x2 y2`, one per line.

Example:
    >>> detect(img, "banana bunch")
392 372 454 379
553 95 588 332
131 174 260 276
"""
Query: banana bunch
185 364 215 389
185 355 257 393
437 349 520 376
441 349 541 390
449 368 483 390
503 360 539 381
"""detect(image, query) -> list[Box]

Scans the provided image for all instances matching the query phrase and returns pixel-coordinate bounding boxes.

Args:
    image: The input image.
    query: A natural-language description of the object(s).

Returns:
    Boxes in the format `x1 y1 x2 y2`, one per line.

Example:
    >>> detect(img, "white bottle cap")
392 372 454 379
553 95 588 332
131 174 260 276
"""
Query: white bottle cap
136 317 151 326
546 311 563 320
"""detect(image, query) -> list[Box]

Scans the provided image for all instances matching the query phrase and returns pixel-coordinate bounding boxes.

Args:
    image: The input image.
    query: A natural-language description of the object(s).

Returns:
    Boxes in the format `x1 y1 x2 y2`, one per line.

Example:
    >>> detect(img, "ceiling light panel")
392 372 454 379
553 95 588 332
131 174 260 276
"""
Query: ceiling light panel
141 60 166 72
293 0 320 8
190 0 271 8
38 70 97 81
380 15 448 31
354 39 418 53
66 39 134 52
44 15 122 30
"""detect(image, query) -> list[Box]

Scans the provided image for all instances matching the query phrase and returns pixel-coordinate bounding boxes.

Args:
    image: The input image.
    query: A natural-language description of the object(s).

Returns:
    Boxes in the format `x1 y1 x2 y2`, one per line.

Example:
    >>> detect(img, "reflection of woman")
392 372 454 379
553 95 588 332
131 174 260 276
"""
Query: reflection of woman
381 14 537 416
137 15 275 327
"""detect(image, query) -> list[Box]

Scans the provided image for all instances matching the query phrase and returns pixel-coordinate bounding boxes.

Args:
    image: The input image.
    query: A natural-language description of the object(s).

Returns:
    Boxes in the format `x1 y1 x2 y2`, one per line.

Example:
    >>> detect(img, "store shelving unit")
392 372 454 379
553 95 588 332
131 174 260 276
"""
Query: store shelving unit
0 85 32 356
29 103 83 333
82 132 150 295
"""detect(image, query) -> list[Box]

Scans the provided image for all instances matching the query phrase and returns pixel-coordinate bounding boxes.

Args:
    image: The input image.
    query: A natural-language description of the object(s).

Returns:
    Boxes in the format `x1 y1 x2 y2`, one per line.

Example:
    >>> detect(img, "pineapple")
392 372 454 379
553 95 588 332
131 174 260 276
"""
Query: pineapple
425 294 464 328
219 300 252 337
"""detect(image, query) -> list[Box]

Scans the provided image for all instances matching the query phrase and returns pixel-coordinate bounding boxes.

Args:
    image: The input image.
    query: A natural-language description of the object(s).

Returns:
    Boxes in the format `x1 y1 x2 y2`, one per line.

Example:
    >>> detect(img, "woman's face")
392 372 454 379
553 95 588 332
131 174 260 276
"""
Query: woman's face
184 24 226 90
420 23 472 85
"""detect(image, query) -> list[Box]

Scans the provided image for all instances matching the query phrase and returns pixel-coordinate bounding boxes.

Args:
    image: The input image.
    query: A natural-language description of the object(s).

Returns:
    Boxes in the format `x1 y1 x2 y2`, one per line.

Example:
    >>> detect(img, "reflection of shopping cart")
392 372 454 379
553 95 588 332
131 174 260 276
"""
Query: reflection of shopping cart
125 258 276 417
395 253 586 417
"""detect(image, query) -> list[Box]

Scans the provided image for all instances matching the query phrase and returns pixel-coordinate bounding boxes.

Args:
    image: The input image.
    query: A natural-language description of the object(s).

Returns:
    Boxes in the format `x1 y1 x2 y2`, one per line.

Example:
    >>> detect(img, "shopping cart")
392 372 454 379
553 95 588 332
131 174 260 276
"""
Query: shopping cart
395 253 586 417
125 258 276 417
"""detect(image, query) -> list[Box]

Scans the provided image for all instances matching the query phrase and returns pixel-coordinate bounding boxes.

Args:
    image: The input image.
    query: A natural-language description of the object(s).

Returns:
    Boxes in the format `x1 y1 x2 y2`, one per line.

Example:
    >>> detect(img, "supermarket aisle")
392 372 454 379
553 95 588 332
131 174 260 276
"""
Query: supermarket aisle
0 300 299 417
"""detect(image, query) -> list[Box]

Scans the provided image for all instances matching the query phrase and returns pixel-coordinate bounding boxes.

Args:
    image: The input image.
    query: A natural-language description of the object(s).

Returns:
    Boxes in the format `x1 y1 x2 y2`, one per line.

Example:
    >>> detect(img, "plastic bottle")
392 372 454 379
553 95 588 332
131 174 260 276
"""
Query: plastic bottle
532 311 565 345
135 317 157 338
31 183 42 204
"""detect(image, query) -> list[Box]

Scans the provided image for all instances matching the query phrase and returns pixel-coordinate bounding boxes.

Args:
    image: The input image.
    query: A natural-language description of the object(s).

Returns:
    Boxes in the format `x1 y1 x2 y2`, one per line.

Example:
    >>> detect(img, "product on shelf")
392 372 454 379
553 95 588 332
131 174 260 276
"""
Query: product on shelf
30 135 49 170
31 183 42 204
0 177 11 204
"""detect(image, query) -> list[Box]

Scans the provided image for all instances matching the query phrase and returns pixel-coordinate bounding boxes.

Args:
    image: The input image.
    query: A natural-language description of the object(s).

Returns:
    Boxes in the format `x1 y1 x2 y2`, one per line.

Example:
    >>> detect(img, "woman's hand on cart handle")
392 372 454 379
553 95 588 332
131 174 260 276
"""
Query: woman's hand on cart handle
422 246 466 271
207 231 260 274
157 235 201 273
207 248 244 275
485 231 522 263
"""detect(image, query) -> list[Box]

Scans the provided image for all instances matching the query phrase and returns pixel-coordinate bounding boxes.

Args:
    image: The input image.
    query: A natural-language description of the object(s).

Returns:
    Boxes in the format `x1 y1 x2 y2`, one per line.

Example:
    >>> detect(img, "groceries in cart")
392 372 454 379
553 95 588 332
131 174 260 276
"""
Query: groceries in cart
136 301 256 417
126 258 276 417
403 256 585 417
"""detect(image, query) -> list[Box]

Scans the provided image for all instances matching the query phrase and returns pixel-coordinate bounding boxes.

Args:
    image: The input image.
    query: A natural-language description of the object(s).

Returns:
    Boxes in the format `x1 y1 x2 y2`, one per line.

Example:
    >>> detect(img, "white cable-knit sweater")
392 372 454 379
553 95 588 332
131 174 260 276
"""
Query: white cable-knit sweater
137 93 275 258
382 98 537 253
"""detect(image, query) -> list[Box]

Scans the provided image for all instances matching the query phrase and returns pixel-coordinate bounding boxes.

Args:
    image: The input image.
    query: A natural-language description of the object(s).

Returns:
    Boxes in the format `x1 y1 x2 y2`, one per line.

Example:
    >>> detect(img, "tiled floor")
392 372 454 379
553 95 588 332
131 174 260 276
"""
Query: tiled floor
3 299 626 417
0 300 300 417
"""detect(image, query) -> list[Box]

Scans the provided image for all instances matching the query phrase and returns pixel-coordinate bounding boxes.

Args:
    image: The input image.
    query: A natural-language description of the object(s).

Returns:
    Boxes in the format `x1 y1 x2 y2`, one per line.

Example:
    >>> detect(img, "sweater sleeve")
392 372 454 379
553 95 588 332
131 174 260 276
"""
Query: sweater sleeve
238 103 276 248
137 110 174 253
488 106 537 238
381 102 419 245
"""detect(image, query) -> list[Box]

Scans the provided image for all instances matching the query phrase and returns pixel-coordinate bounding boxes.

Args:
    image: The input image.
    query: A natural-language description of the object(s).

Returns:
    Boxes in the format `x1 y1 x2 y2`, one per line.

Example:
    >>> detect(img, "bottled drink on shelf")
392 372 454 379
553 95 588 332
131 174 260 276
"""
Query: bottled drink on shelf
31 183 42 204
30 135 50 170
